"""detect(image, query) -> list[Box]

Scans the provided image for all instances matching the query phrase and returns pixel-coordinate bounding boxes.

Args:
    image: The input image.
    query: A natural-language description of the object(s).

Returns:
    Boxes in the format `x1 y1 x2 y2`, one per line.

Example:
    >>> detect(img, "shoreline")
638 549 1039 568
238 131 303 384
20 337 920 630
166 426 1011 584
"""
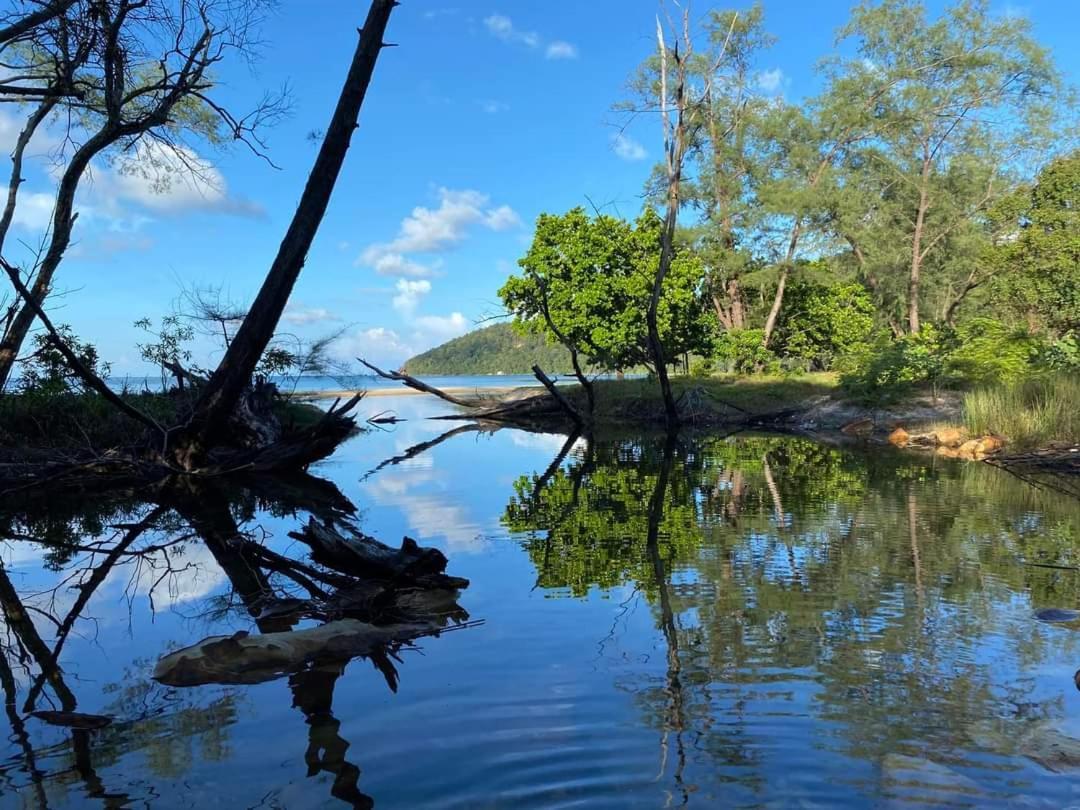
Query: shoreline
288 385 538 400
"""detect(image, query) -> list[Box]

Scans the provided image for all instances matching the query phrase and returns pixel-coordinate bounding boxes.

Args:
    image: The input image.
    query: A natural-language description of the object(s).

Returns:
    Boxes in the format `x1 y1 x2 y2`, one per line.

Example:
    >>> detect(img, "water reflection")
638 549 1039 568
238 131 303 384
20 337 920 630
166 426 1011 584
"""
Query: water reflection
0 472 472 808
3 418 1080 807
504 432 1080 806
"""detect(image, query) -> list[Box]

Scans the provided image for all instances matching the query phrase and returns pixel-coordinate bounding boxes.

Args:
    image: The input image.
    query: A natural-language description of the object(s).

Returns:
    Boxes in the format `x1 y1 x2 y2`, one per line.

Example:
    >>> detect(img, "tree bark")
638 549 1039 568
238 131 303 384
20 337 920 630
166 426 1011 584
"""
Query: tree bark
531 364 584 429
0 0 77 49
909 145 933 334
177 0 398 467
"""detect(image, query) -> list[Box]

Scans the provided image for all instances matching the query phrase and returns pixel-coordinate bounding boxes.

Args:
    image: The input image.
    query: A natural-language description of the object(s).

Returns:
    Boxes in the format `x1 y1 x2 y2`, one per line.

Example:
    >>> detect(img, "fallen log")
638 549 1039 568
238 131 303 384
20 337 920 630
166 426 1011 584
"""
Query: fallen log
358 358 476 407
532 364 584 428
288 518 468 589
152 619 453 687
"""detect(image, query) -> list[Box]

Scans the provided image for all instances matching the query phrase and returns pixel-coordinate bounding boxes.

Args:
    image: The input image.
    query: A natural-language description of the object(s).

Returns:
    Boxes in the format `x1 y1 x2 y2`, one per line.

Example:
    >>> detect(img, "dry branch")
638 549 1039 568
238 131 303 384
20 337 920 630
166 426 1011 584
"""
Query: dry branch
358 358 476 407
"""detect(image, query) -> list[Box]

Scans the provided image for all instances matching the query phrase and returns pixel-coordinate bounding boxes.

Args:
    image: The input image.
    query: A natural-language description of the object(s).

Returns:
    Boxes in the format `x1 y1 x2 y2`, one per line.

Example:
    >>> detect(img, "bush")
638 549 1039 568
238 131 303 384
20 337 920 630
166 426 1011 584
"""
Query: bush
772 282 876 371
842 319 1044 401
713 329 779 374
841 325 953 402
964 373 1080 448
948 318 1041 384
688 356 716 377
1042 332 1080 371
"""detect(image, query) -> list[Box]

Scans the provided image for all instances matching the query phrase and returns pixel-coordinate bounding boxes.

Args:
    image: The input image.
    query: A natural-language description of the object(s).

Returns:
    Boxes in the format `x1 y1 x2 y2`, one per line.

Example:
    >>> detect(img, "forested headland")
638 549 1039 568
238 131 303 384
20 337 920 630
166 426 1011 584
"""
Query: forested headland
403 324 575 376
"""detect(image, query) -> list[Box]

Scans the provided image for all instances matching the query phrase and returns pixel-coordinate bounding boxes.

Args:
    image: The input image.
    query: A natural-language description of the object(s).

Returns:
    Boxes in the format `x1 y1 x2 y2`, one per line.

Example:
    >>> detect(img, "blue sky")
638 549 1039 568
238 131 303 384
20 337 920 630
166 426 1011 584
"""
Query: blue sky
4 0 1077 374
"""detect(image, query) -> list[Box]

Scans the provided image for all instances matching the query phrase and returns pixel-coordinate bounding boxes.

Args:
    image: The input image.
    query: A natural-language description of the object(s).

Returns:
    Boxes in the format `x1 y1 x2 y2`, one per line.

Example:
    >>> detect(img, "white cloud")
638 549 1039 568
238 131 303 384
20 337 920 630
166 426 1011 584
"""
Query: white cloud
363 250 442 278
392 278 432 315
413 311 468 340
612 133 647 161
91 141 265 218
483 13 576 59
359 187 520 278
0 109 60 156
479 99 509 114
545 41 578 60
333 326 415 368
8 190 58 230
483 14 539 47
283 304 340 326
385 188 520 254
757 68 785 93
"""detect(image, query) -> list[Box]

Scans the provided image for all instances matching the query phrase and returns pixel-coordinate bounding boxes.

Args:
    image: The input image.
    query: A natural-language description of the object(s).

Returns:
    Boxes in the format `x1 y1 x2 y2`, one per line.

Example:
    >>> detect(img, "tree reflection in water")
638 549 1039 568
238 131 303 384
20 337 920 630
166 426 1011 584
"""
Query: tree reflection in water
0 471 472 808
504 431 1080 805
2 426 1080 807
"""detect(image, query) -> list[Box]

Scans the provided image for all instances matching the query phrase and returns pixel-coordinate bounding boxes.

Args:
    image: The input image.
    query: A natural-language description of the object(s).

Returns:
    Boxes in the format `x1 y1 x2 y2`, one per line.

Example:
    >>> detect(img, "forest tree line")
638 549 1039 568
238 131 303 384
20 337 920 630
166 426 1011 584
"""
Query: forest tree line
500 0 1079 404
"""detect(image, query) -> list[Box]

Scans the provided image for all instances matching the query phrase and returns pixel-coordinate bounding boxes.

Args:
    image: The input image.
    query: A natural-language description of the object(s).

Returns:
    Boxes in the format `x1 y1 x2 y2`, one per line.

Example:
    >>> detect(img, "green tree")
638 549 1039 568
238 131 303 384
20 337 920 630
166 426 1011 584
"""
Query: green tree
995 150 1080 337
500 208 715 375
826 0 1067 334
771 282 876 371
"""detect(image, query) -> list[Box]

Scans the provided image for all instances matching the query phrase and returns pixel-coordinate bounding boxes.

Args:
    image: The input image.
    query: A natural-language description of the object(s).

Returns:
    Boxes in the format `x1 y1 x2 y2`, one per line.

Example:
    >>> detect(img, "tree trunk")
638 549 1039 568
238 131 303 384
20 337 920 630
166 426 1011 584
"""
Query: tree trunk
763 220 803 346
909 148 933 334
174 0 398 467
0 127 121 391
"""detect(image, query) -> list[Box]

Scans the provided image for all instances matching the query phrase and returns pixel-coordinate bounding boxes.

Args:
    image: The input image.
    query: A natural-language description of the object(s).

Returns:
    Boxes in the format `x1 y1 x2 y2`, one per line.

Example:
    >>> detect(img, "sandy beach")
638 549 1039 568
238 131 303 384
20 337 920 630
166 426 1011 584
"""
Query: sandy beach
289 385 539 400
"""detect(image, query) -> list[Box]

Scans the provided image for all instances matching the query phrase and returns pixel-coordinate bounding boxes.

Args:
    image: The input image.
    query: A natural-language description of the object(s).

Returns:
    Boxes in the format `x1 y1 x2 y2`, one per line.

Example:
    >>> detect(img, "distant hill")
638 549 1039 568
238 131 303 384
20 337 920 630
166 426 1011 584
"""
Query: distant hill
403 323 576 375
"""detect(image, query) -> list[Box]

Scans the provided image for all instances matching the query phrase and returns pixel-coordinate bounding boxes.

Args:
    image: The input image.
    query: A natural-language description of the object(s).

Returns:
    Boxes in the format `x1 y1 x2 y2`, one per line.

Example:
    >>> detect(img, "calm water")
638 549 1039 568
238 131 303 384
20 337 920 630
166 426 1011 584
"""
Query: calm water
106 373 568 395
3 393 1080 808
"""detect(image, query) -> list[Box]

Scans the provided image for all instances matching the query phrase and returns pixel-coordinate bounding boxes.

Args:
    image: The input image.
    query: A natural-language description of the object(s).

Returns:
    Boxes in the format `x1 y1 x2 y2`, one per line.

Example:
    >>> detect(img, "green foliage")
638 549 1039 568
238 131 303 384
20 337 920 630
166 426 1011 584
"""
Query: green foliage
842 325 953 400
995 151 1080 335
404 323 575 375
843 318 1042 399
1041 333 1080 371
135 315 198 388
948 318 1042 384
964 373 1080 448
823 0 1065 329
18 326 111 396
688 356 716 377
771 282 876 371
500 207 715 372
713 328 779 374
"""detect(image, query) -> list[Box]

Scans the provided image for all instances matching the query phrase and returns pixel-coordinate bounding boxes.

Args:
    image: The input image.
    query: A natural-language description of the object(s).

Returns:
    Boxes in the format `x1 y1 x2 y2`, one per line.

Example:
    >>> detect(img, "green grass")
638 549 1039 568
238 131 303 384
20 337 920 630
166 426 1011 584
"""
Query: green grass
0 390 327 453
568 372 840 424
963 373 1080 449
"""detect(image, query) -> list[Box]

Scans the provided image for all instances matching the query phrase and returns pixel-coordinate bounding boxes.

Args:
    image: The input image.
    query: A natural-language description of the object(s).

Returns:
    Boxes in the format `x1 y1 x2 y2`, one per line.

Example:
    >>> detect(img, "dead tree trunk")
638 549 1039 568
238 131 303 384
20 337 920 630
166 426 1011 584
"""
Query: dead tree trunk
531 365 584 429
176 0 398 468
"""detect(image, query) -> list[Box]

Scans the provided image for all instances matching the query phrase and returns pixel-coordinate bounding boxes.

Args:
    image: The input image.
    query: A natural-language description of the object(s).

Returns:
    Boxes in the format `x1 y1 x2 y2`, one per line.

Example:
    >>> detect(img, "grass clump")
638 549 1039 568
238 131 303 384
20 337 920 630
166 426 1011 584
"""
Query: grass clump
963 373 1080 449
573 373 839 424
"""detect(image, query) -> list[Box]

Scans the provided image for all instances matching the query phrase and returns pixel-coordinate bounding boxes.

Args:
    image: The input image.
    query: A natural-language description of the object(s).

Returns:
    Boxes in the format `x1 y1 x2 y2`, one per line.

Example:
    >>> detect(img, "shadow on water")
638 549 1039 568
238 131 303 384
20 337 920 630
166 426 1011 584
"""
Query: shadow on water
0 470 474 808
3 420 1080 807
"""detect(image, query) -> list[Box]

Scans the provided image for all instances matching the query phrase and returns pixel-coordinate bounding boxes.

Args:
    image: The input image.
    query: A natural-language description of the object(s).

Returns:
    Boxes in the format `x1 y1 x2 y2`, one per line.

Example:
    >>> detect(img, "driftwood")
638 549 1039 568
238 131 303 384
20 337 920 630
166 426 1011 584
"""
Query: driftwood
358 358 476 407
532 364 584 427
289 517 468 589
152 620 447 687
356 356 578 431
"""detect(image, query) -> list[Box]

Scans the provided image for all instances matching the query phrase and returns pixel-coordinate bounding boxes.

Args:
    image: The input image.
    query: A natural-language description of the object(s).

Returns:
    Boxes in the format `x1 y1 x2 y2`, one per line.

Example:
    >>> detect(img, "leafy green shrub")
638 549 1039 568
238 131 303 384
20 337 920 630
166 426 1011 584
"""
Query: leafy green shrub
772 282 876 371
688 356 716 377
1041 332 1080 370
843 318 1044 401
948 318 1042 384
841 325 953 401
714 329 780 374
17 326 111 396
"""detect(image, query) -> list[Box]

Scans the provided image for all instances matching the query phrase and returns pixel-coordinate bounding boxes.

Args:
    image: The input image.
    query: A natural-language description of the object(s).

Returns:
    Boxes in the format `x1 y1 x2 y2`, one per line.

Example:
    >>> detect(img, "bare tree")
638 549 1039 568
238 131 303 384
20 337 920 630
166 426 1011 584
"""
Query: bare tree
0 0 285 391
172 0 399 468
649 7 737 430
